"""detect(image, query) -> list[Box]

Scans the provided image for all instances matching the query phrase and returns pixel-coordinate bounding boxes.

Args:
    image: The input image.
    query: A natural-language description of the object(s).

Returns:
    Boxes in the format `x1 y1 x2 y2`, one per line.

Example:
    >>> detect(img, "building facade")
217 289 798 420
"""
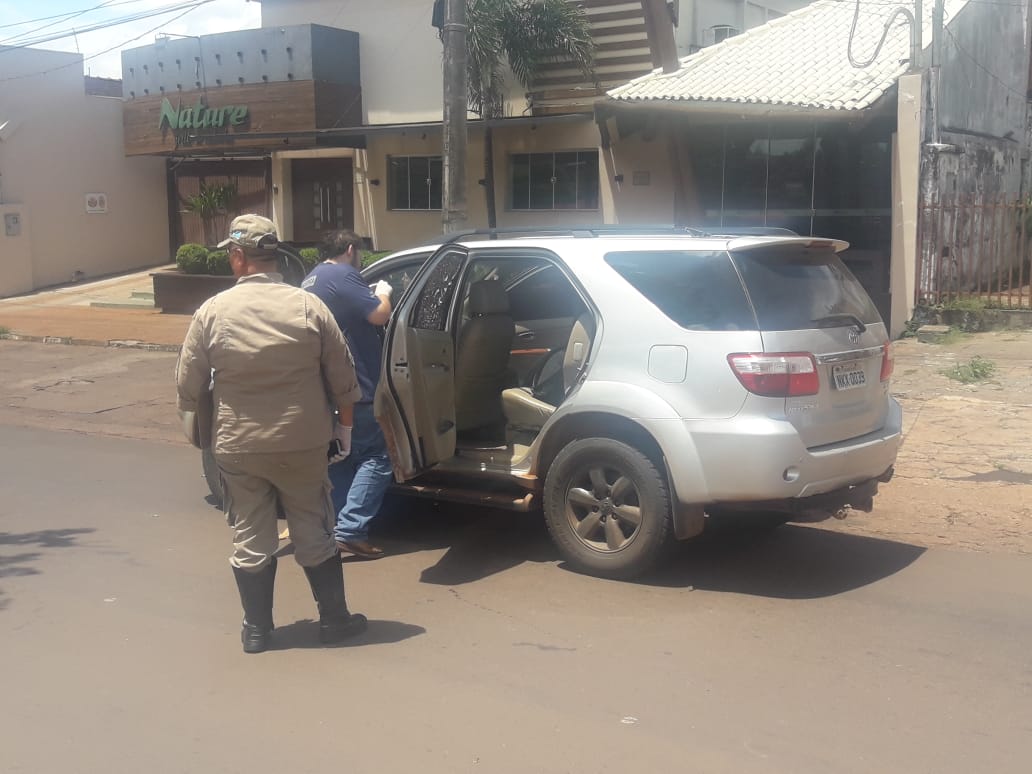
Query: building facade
0 48 167 298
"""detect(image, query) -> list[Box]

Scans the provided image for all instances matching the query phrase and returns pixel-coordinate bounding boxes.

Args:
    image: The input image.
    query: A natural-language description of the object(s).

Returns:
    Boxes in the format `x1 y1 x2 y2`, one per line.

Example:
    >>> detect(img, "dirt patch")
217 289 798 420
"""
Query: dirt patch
819 331 1032 555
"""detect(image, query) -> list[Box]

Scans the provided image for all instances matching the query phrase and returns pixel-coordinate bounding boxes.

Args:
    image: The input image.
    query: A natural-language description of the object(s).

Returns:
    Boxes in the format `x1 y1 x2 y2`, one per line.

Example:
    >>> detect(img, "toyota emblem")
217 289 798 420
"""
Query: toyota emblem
848 328 862 345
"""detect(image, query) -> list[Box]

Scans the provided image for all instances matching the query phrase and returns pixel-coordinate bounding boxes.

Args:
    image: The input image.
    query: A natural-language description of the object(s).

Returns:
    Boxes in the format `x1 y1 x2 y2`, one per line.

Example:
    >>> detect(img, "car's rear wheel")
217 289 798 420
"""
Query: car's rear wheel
201 446 224 509
543 438 673 579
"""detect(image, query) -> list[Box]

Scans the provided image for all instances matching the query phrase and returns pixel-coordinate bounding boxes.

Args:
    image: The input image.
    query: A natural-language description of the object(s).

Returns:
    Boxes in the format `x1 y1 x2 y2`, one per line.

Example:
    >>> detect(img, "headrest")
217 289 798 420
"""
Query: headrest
468 280 509 316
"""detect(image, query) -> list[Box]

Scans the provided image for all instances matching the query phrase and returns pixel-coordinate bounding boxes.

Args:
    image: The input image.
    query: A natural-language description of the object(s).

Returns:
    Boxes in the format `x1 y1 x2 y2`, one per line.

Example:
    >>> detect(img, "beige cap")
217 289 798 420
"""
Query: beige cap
218 214 279 250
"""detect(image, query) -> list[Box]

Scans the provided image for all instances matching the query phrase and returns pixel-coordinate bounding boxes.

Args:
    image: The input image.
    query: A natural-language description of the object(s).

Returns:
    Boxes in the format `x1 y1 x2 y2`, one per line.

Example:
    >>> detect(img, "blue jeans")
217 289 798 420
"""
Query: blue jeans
329 403 394 543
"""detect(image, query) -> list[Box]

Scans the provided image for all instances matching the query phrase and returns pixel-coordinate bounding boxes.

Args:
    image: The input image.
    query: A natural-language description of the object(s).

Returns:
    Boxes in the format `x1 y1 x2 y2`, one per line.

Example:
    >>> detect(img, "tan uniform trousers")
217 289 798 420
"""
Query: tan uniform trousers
216 447 337 571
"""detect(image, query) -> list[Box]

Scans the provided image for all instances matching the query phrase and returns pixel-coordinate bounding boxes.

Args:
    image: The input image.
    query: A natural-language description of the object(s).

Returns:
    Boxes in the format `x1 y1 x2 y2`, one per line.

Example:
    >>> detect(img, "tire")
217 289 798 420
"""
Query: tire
543 438 673 579
201 446 224 509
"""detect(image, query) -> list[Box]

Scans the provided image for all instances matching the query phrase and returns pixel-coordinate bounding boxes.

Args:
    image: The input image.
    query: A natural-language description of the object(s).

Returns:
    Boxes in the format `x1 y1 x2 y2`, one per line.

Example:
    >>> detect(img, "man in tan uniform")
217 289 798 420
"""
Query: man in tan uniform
176 214 366 653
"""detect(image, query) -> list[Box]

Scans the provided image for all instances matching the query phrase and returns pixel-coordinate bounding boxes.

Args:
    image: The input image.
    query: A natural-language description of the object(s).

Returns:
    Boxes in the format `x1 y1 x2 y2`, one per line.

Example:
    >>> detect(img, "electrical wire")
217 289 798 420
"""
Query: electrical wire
0 1 214 50
0 0 154 43
942 23 1028 100
847 0 916 69
0 3 208 82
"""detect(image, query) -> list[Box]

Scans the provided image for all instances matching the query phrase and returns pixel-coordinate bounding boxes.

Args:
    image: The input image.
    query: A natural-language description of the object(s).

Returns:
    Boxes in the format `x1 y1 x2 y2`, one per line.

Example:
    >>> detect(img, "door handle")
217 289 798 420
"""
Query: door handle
428 362 450 372
517 331 535 341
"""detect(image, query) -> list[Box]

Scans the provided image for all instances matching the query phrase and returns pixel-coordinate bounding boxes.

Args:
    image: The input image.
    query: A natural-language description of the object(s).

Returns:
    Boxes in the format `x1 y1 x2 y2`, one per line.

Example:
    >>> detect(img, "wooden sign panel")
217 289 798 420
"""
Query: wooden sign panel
123 81 321 156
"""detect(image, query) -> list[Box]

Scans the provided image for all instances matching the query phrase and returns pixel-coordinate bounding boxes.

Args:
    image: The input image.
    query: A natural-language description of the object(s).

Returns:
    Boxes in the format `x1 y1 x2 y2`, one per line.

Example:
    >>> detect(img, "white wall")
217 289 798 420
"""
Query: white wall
0 48 168 297
261 0 526 125
890 72 923 338
675 0 810 55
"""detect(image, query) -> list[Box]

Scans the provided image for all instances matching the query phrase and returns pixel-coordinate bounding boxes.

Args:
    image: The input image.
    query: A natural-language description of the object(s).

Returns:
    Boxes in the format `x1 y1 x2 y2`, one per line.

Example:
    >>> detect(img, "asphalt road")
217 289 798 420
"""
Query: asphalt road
2 420 1031 774
1 340 1031 771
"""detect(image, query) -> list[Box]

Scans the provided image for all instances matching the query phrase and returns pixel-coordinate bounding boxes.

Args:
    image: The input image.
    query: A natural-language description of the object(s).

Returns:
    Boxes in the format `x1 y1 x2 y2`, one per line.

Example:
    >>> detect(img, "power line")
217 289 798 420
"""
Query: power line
0 1 214 50
0 3 208 82
0 0 154 41
942 23 1028 100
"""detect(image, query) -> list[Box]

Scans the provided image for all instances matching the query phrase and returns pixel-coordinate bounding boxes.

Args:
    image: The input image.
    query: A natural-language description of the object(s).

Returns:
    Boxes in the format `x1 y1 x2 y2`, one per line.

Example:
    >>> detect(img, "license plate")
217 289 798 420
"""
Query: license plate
832 362 866 391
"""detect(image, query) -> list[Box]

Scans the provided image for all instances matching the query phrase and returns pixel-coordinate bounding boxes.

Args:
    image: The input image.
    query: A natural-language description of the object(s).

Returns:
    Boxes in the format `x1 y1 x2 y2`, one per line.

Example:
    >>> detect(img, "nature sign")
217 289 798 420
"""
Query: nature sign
159 98 249 146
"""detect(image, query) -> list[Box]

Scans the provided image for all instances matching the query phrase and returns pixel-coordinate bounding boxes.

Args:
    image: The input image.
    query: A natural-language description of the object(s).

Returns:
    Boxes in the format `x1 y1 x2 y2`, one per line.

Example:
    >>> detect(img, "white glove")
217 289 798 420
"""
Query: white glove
329 424 352 464
373 279 393 298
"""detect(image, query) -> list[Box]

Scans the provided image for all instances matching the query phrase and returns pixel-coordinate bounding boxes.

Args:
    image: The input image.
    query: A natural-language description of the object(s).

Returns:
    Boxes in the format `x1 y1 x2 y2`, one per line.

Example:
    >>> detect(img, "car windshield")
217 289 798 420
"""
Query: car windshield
604 251 756 331
730 245 881 331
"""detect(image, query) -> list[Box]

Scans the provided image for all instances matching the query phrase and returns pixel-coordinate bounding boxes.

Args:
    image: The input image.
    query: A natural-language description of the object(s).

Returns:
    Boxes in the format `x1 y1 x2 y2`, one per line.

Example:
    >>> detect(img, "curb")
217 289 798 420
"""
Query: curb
0 332 181 352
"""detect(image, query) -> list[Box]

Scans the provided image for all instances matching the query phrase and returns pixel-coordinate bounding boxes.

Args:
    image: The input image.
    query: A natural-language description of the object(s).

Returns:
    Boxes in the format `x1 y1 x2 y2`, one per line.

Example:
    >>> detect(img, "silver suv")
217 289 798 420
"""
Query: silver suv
362 229 901 578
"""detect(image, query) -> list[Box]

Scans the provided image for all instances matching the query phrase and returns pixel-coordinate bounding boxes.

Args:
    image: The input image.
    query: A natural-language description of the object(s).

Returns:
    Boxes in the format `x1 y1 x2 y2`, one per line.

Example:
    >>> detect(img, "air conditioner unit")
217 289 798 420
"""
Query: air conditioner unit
704 25 739 47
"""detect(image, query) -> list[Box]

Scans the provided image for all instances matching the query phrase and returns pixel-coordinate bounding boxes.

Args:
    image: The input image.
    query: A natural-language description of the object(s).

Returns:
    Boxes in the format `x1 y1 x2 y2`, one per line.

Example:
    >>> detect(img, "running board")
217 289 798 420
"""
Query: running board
389 483 536 512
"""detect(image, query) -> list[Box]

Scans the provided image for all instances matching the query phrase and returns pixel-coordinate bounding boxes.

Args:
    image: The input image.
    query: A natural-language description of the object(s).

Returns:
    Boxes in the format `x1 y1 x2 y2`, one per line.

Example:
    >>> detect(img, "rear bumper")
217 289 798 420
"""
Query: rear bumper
654 397 903 504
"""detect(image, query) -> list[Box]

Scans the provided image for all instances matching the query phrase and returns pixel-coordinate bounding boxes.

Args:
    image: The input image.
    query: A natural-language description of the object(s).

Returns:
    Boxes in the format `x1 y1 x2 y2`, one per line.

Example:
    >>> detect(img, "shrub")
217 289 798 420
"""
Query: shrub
207 249 232 276
361 250 391 268
941 355 996 384
298 247 321 272
176 243 209 274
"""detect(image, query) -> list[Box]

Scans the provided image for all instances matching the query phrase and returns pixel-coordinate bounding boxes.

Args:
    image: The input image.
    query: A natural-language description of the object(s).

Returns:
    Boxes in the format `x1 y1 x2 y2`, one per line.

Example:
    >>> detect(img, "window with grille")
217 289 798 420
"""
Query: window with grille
510 151 599 211
388 155 442 211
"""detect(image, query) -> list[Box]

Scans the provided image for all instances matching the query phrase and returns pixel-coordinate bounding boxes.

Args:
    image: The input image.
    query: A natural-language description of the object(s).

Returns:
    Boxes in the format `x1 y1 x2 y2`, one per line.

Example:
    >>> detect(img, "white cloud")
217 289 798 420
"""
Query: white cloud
4 0 263 79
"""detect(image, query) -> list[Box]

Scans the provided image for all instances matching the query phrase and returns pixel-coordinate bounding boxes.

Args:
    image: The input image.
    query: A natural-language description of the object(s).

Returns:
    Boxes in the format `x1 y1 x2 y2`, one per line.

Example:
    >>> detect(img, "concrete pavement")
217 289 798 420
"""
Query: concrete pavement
0 266 189 349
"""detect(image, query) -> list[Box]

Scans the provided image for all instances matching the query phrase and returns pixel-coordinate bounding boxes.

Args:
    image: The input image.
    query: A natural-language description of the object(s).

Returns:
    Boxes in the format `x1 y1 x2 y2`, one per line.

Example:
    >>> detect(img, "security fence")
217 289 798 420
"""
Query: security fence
917 195 1032 309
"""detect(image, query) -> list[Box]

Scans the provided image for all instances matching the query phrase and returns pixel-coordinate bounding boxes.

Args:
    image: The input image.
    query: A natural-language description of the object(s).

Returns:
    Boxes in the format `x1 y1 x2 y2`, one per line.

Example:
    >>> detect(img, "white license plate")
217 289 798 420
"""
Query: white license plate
832 362 866 391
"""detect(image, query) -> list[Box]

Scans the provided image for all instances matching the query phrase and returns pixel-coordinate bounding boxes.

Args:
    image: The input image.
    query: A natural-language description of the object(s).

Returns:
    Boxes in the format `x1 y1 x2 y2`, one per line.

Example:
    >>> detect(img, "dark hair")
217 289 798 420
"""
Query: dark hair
319 230 364 260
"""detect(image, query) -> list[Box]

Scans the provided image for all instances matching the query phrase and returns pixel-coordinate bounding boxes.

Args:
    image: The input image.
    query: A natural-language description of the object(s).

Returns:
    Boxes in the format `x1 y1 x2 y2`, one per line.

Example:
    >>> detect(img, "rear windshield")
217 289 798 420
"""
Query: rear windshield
730 246 882 331
604 251 756 331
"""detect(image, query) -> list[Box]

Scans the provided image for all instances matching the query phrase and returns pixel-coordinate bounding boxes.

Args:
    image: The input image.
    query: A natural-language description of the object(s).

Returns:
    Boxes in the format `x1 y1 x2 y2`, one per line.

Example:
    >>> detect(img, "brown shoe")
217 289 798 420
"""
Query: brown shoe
337 540 385 559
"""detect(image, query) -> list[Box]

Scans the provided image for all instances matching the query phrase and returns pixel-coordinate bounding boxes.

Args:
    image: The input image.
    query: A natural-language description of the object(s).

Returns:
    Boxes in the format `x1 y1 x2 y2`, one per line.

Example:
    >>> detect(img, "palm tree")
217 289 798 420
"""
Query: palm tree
465 0 595 227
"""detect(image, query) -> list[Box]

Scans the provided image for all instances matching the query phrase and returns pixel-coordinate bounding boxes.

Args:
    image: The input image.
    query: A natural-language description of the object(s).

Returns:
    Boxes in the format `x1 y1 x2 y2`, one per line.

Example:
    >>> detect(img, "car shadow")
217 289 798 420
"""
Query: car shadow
0 528 97 611
268 618 426 650
376 502 926 598
623 524 927 598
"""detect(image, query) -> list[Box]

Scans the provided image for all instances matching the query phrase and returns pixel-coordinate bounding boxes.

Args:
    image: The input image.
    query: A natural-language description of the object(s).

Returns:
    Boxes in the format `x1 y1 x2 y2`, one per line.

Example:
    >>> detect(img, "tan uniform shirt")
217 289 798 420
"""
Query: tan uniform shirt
176 273 361 455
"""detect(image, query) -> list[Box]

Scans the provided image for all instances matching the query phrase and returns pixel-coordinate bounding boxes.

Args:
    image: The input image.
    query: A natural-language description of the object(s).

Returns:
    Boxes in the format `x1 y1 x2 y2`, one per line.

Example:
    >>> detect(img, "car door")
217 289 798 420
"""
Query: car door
375 247 467 480
504 263 588 383
361 251 434 302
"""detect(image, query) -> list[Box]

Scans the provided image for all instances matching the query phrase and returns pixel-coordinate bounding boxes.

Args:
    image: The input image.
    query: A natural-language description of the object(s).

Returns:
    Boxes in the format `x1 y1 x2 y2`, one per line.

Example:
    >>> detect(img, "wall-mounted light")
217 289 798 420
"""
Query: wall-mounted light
613 173 624 184
477 179 487 186
369 179 381 186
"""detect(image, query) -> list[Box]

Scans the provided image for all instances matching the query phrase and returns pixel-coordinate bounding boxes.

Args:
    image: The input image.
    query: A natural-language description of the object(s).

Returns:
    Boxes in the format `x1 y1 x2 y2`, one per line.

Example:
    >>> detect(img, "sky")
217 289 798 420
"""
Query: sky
0 0 263 79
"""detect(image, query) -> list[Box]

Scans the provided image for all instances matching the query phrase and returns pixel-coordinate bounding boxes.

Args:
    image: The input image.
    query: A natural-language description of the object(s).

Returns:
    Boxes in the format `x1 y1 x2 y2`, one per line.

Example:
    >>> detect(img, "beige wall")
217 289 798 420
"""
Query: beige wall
0 48 168 297
260 0 526 125
890 72 923 338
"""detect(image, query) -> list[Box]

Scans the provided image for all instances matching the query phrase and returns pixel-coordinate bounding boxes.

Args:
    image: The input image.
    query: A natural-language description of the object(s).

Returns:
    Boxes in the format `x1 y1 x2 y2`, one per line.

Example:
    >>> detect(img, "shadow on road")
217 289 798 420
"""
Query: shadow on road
0 527 96 610
633 524 927 598
368 501 925 598
268 618 426 650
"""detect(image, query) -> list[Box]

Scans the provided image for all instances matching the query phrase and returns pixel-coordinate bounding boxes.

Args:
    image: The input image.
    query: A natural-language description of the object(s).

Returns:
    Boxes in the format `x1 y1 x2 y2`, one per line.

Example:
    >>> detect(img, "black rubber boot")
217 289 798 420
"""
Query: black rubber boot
302 555 367 644
231 557 277 654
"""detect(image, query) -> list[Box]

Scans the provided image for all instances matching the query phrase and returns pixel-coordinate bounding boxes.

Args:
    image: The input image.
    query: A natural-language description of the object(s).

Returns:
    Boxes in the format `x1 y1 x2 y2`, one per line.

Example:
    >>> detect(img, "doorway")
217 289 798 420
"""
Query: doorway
291 158 354 244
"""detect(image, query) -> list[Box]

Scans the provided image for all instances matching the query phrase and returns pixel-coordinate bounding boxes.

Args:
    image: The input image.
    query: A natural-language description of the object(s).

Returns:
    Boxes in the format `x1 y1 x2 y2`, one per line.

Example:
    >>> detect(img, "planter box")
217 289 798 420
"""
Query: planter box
152 270 236 315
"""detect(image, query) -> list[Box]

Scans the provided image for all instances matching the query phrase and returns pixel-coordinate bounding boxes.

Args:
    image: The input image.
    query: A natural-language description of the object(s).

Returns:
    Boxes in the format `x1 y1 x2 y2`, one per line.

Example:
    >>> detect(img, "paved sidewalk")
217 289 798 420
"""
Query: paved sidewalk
0 266 190 349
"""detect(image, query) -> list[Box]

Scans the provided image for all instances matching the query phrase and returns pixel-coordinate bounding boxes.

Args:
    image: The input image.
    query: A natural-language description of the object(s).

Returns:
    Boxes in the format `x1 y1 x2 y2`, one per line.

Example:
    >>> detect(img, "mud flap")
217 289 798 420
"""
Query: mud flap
672 503 706 540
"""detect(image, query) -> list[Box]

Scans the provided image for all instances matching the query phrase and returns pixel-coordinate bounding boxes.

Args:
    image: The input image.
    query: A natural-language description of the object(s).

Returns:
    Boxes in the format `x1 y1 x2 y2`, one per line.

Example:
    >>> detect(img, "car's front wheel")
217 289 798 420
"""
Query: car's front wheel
543 438 674 579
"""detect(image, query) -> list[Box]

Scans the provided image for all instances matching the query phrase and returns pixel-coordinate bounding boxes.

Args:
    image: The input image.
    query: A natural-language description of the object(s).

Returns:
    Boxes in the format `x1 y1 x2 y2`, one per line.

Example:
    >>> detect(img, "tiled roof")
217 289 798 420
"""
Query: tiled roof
607 0 970 112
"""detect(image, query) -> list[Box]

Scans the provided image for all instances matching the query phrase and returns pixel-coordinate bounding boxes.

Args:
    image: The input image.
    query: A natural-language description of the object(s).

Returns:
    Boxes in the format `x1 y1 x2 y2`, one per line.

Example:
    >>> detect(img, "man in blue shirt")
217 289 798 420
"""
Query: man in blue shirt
302 230 393 559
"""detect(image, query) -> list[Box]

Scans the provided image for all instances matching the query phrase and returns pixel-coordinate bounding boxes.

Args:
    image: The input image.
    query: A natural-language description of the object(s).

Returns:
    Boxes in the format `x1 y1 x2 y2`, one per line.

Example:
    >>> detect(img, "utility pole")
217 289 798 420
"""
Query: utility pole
441 0 468 233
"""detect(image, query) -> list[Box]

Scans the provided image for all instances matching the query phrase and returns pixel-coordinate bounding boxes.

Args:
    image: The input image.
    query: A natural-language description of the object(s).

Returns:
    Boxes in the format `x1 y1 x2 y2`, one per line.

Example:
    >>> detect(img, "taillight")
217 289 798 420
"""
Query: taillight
728 352 819 397
880 342 894 382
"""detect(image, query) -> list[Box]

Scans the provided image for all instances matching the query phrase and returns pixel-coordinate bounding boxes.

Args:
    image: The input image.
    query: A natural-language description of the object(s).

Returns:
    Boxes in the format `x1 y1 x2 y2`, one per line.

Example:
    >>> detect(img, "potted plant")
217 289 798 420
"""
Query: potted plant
151 243 237 314
184 183 238 248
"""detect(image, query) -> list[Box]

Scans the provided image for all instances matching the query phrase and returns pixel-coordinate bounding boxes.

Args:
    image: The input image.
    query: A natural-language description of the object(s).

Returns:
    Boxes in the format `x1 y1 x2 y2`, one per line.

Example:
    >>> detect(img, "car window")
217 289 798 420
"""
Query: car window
411 250 466 331
506 264 585 321
730 246 881 330
604 251 756 331
364 254 431 298
456 255 549 323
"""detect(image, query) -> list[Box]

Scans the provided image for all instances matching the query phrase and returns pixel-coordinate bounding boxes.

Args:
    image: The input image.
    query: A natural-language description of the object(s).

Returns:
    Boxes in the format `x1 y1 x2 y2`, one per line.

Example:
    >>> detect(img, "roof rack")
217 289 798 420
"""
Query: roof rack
439 225 708 245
